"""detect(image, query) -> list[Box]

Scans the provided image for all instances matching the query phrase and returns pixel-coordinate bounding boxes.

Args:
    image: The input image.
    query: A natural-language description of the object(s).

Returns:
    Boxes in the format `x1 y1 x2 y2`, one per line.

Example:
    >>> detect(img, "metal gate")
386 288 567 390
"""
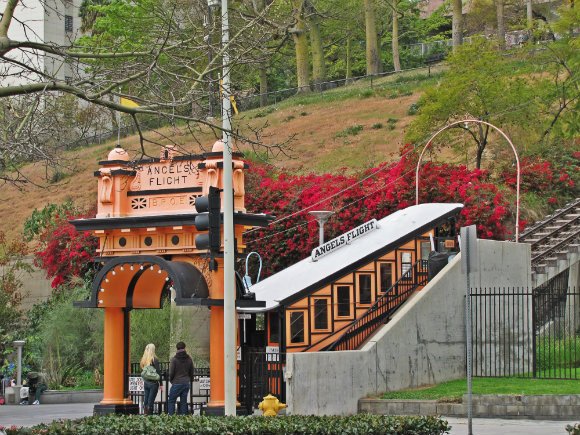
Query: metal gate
238 348 286 413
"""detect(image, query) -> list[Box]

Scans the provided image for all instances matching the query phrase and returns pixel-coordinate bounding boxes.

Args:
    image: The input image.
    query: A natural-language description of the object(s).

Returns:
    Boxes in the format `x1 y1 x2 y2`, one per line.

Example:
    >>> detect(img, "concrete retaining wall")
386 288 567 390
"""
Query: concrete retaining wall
359 395 580 420
38 389 103 404
285 240 531 415
3 388 102 404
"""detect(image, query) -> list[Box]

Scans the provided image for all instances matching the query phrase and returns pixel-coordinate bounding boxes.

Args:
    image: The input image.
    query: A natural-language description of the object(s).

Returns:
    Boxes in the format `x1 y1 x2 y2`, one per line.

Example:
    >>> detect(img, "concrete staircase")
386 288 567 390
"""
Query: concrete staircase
518 198 580 288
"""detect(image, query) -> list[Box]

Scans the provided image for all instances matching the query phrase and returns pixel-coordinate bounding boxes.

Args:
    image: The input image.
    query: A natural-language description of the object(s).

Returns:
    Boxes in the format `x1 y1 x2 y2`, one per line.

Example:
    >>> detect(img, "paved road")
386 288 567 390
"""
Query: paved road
0 404 577 434
445 417 577 435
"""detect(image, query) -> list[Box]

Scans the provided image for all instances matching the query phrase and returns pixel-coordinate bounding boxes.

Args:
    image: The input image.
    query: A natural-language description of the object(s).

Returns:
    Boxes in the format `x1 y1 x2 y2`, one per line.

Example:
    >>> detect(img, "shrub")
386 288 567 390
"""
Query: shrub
335 124 364 138
3 414 451 434
372 123 383 129
25 285 104 389
360 89 374 98
567 423 580 434
30 203 98 288
253 107 275 118
407 103 419 115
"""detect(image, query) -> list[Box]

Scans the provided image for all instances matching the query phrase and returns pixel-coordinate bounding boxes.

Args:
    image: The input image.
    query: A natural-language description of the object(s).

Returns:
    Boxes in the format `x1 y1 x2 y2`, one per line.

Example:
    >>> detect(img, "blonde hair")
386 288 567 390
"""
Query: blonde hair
140 343 157 369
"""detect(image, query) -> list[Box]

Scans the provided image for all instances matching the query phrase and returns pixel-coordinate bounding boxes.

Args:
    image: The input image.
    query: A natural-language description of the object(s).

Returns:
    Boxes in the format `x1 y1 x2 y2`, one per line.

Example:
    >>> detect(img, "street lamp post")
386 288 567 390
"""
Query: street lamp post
208 0 237 417
13 340 25 387
309 211 334 246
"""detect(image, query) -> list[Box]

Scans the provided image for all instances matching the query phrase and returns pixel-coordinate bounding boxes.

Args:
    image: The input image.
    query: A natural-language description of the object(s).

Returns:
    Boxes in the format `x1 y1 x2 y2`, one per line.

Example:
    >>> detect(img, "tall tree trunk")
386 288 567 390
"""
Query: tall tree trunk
292 0 310 93
309 13 326 90
253 0 269 106
452 0 463 51
364 0 380 75
496 0 506 49
346 35 353 82
259 67 268 107
392 5 401 72
476 123 488 169
526 0 533 29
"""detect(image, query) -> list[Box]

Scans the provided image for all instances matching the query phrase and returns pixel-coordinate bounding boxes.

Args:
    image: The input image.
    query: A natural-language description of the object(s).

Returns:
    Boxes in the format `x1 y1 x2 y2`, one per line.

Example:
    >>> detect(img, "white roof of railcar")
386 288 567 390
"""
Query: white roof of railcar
240 203 463 313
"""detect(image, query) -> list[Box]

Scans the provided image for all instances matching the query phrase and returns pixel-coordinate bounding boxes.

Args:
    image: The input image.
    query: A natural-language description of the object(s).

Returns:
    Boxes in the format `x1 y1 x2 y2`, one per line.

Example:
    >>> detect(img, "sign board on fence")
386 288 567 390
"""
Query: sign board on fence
199 377 210 391
266 346 280 362
129 376 144 393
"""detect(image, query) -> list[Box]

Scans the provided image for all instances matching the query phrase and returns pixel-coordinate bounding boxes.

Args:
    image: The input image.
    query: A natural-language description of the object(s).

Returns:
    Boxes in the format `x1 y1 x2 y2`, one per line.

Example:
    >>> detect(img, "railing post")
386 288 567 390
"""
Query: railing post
532 288 537 378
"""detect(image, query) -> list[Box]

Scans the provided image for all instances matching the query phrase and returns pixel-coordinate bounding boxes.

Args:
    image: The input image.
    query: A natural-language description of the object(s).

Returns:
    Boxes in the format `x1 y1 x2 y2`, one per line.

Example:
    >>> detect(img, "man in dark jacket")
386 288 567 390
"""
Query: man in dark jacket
167 341 194 415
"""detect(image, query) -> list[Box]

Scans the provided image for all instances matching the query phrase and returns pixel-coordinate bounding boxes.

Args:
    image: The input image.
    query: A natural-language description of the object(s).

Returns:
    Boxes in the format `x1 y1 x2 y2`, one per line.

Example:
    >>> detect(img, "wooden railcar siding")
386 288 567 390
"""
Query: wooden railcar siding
282 230 435 352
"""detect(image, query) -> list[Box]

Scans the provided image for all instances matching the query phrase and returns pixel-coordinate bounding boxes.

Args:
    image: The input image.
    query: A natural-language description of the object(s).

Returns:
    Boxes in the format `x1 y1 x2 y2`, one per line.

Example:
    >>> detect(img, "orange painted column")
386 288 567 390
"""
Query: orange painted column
207 258 225 409
101 307 132 405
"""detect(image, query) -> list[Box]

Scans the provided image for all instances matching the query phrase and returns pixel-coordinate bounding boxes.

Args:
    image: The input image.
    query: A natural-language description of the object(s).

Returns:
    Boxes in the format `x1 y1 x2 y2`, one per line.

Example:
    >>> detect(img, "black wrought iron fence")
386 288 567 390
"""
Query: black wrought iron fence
328 259 428 351
238 348 286 414
128 362 210 414
470 282 579 380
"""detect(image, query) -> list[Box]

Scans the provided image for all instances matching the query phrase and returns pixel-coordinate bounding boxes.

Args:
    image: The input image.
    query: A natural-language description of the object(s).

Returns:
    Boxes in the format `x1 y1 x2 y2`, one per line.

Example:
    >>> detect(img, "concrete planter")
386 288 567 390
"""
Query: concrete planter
359 395 580 420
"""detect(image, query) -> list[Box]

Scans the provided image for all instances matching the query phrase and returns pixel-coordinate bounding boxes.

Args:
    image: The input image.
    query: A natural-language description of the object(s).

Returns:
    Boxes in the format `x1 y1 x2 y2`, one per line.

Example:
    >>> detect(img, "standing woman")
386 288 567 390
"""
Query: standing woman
140 343 162 414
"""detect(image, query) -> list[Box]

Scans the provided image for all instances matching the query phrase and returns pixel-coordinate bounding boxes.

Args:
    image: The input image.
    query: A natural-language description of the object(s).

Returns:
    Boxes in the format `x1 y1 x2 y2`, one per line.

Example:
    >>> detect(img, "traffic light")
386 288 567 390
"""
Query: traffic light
194 186 222 263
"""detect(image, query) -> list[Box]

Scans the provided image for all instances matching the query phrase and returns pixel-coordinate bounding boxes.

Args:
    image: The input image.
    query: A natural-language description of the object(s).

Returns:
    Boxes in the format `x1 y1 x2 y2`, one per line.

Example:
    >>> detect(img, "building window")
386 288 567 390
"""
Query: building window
269 312 279 343
379 263 394 293
313 299 328 330
289 312 304 344
65 15 73 32
358 274 372 304
336 285 351 317
401 252 413 279
420 240 431 259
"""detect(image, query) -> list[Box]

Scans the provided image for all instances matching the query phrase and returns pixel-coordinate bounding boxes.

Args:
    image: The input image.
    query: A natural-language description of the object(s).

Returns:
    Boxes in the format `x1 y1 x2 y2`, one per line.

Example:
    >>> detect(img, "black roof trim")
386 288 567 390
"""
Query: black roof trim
277 207 462 308
127 187 203 196
70 212 275 231
98 160 134 166
203 152 244 159
94 169 137 177
198 162 250 170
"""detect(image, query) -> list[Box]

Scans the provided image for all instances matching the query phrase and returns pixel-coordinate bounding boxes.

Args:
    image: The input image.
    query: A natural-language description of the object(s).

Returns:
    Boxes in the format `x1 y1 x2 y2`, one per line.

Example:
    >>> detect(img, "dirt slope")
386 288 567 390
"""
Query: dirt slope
0 89 422 241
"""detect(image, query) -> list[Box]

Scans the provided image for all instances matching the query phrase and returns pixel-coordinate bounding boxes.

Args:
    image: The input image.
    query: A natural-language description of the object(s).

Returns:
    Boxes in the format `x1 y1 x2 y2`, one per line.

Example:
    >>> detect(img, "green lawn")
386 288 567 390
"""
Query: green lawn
381 377 580 402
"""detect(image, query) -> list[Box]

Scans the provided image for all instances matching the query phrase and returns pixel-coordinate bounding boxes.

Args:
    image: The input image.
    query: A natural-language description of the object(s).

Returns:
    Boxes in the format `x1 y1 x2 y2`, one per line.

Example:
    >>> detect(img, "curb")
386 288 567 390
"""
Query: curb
359 394 580 420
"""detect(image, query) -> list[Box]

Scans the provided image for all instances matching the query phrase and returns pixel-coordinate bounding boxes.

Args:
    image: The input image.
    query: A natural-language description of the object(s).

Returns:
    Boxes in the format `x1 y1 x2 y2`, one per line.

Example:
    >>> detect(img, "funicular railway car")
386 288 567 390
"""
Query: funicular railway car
236 203 463 409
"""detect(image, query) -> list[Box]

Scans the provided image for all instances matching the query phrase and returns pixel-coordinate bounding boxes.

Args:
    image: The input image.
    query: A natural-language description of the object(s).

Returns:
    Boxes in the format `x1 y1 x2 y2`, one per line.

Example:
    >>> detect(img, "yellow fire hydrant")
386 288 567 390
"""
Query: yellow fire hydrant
258 394 287 416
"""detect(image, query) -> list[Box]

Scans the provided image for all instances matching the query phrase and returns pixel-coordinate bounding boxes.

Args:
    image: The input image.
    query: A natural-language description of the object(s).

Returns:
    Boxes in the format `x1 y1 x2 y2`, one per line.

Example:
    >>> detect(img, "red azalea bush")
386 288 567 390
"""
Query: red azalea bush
245 145 517 277
34 208 98 288
501 155 577 198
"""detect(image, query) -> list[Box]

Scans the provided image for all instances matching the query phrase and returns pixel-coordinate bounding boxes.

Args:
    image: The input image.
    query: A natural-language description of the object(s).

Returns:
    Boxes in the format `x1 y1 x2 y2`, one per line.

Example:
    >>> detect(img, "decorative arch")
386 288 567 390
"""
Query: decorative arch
75 255 209 309
415 119 521 242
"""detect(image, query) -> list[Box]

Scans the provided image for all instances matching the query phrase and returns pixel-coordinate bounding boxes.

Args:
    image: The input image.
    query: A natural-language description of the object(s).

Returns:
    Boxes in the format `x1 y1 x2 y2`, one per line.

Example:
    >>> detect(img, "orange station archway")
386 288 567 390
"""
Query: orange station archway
71 142 271 415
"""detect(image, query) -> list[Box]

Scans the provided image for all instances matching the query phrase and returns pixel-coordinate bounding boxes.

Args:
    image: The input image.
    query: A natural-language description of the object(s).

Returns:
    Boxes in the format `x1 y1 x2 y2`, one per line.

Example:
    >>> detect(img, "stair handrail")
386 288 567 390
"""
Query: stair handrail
327 259 428 351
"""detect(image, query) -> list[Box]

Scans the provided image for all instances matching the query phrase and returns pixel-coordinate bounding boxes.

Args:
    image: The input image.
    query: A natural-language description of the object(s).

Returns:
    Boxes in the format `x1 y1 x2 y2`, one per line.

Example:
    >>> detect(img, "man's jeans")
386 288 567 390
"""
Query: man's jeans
168 383 190 415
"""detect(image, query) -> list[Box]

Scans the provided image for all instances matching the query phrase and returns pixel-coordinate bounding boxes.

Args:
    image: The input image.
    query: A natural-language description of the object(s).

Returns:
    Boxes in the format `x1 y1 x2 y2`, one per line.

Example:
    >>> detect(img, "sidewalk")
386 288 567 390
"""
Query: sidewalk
445 417 577 435
0 403 94 428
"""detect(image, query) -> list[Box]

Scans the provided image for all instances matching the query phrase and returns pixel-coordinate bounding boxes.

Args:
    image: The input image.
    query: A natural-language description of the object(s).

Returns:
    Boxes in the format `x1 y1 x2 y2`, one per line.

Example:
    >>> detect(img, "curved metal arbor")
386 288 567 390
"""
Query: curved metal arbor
415 119 521 242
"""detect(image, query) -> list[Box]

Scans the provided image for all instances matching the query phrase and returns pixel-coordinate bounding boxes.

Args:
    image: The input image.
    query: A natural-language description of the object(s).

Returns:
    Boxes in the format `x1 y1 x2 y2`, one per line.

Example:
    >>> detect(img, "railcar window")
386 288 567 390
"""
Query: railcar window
358 274 372 304
313 299 328 330
290 312 304 344
337 286 351 317
379 263 393 293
